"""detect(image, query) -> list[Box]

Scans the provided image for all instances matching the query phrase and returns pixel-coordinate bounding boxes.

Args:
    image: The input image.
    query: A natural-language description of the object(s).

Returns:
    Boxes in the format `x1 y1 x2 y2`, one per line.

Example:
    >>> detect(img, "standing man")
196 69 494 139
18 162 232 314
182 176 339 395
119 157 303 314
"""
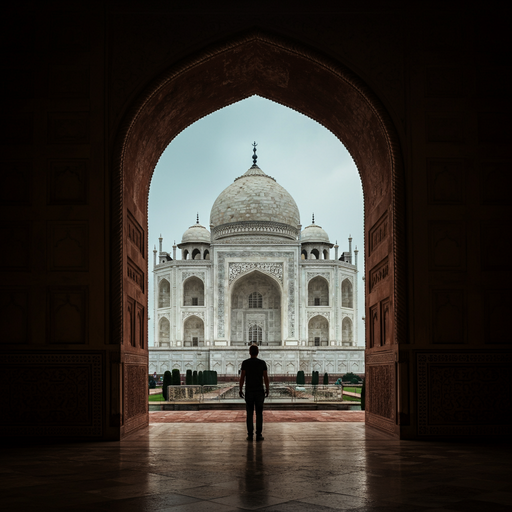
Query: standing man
239 344 269 441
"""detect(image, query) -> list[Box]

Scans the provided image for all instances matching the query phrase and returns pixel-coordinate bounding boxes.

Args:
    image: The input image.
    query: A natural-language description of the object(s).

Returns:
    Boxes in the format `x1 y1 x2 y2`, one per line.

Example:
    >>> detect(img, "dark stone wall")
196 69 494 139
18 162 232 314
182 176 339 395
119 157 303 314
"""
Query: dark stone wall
0 1 510 440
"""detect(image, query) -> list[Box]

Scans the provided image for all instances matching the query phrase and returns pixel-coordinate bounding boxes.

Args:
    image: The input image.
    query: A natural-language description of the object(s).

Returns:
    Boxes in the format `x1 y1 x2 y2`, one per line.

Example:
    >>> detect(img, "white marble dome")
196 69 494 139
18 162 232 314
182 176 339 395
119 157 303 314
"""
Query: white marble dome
210 165 300 228
301 222 330 244
181 221 210 244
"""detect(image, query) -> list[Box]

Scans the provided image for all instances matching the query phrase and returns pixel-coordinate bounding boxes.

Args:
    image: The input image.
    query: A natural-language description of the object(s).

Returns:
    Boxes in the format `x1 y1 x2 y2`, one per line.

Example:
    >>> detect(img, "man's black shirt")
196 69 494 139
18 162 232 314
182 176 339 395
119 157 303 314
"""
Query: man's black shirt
241 357 267 392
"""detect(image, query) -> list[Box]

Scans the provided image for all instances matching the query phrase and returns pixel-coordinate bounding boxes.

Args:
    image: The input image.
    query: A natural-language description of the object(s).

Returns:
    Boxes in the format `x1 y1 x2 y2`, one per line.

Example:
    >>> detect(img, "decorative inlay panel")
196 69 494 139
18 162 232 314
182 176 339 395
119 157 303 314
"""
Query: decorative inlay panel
426 115 465 143
0 223 31 271
307 311 330 321
428 221 466 271
481 222 509 271
417 352 511 436
369 257 389 292
127 258 144 291
427 159 465 205
306 272 330 282
366 364 394 420
48 159 88 205
212 221 298 241
484 290 508 344
425 67 464 97
127 210 144 255
182 311 205 321
229 262 283 284
48 222 88 271
0 352 102 436
480 161 509 204
369 212 389 254
182 271 205 282
48 288 88 344
48 65 90 98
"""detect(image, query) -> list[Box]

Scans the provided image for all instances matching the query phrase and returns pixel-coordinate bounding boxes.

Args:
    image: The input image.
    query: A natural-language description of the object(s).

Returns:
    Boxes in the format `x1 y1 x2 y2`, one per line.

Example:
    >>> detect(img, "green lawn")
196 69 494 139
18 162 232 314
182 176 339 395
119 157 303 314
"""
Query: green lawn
343 395 361 402
148 393 164 402
343 386 362 394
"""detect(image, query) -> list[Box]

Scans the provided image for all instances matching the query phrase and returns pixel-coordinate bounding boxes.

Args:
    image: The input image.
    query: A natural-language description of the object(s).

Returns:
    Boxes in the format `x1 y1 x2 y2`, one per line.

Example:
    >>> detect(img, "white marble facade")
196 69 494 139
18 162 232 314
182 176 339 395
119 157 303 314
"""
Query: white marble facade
151 156 364 375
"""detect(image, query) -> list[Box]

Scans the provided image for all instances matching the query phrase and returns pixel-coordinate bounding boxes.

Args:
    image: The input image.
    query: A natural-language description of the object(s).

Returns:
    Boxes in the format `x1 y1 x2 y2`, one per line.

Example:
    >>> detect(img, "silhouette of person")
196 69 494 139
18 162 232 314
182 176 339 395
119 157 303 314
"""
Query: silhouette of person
239 344 269 441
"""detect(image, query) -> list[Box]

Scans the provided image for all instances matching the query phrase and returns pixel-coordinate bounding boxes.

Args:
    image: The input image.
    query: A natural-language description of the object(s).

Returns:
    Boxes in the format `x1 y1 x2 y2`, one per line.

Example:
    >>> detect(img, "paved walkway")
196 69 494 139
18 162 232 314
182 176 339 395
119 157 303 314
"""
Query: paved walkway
150 410 364 422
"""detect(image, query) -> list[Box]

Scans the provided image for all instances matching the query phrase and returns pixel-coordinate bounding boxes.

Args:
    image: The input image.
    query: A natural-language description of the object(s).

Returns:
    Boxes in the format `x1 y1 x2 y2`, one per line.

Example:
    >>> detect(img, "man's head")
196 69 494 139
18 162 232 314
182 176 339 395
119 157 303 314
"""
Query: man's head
249 344 259 357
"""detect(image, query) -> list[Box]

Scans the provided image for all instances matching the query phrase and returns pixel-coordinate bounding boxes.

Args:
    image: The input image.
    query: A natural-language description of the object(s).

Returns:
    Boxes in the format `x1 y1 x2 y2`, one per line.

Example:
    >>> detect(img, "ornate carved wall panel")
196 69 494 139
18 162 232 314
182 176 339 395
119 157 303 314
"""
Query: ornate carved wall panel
0 288 29 344
428 221 466 271
369 304 380 348
366 351 396 434
431 289 466 344
0 161 32 205
48 65 90 98
48 288 88 344
48 222 88 272
1 112 33 144
417 352 511 436
48 159 88 205
127 257 144 292
369 212 389 255
47 112 90 144
480 222 509 271
381 299 391 346
427 159 465 205
369 257 389 293
0 352 102 437
123 353 148 435
127 210 144 255
478 112 508 144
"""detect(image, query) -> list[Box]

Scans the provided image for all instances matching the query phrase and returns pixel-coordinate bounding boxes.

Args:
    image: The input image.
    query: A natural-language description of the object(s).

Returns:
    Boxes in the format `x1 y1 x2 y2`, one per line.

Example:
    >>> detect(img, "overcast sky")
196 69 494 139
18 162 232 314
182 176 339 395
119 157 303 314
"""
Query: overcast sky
148 95 364 346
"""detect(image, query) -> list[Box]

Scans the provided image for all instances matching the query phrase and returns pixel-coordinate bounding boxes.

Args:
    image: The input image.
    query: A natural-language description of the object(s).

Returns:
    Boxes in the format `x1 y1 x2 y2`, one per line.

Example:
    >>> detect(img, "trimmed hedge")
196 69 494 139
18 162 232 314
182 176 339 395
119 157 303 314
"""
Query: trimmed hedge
185 369 192 385
311 371 319 386
162 371 172 400
172 369 181 385
192 370 198 385
296 370 305 385
323 372 329 385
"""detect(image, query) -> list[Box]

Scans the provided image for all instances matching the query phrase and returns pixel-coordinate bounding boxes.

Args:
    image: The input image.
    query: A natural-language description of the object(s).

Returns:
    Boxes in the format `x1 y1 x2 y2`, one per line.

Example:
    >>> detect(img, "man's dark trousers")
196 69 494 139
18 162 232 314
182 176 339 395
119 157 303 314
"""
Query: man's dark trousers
245 389 265 436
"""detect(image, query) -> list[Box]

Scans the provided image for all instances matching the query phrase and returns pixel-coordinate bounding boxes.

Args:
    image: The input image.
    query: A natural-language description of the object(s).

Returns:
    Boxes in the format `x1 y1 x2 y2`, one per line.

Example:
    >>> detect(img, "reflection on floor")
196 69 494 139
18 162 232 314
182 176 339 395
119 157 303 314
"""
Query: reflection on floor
1 416 511 511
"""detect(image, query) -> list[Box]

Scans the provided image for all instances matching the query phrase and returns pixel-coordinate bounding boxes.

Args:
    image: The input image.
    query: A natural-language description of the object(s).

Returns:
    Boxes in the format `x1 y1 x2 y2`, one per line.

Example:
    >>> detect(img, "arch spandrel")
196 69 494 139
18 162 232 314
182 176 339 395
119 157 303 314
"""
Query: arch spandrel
115 30 405 438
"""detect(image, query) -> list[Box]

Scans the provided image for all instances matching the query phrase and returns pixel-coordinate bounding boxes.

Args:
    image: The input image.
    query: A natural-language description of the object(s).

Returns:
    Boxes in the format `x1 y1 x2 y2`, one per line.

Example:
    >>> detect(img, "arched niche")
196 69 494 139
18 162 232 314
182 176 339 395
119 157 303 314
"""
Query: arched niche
308 315 329 346
114 30 405 438
183 276 204 306
183 315 204 347
308 276 329 306
342 278 353 308
158 279 170 308
158 317 170 347
192 248 201 260
342 317 353 345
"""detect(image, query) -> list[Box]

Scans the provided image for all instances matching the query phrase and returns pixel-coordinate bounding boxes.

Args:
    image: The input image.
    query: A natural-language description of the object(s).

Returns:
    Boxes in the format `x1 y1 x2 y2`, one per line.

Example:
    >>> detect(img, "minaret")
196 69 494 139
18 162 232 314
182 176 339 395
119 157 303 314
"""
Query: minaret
354 245 358 269
334 240 339 260
159 234 163 253
173 240 177 260
153 245 157 268
348 234 352 259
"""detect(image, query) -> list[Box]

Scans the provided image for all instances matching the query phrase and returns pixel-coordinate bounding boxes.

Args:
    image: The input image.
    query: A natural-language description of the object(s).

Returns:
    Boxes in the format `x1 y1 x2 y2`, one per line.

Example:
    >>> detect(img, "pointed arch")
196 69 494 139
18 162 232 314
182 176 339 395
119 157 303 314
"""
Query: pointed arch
308 315 329 346
342 317 353 345
158 317 170 347
183 315 204 347
342 278 353 308
308 276 329 306
183 276 204 306
192 248 201 260
158 279 170 308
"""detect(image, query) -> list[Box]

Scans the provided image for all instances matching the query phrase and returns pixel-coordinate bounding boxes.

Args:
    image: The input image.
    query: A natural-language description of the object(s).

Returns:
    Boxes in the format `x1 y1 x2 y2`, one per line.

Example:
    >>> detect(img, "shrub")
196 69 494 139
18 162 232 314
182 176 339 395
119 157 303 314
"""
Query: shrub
162 371 172 400
312 371 319 385
192 370 198 385
323 372 329 385
361 378 366 410
296 370 305 385
172 369 181 385
148 377 156 389
213 371 218 385
185 369 192 385
342 372 361 384
198 371 203 385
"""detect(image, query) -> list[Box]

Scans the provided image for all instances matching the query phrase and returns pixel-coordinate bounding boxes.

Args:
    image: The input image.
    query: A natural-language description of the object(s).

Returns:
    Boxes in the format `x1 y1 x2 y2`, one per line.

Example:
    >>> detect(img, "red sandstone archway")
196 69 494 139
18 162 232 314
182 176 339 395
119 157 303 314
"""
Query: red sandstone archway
113 31 406 438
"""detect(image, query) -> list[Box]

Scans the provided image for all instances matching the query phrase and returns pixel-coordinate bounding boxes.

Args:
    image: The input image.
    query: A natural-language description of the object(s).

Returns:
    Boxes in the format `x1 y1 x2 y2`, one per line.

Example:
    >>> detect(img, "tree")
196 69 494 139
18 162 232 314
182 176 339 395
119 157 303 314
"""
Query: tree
198 371 203 385
148 377 156 389
185 369 192 385
192 370 198 385
296 370 305 385
312 371 319 385
323 372 329 385
341 372 361 384
172 369 181 385
162 371 172 400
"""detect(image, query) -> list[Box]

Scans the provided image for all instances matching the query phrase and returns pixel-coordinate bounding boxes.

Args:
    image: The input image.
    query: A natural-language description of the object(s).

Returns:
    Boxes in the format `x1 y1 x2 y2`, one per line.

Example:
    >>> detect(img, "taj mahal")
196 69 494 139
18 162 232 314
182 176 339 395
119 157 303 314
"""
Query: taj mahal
149 146 365 377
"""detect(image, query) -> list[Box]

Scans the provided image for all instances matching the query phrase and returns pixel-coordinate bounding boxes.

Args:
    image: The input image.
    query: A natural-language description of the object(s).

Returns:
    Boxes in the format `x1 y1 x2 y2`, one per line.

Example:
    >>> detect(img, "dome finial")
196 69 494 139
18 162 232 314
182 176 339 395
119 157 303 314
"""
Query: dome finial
252 141 258 167
312 213 315 224
196 212 199 224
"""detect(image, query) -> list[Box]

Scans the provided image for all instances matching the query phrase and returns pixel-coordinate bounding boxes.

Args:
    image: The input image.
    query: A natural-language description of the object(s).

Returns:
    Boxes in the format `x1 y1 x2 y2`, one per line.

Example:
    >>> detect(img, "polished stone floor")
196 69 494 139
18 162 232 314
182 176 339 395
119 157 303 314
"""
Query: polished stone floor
1 417 511 511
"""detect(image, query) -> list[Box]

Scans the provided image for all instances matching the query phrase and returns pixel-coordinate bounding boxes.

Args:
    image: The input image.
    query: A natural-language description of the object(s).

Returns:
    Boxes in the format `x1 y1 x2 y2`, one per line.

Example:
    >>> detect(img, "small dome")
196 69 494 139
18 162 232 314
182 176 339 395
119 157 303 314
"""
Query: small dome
210 164 300 229
301 222 330 244
181 220 210 244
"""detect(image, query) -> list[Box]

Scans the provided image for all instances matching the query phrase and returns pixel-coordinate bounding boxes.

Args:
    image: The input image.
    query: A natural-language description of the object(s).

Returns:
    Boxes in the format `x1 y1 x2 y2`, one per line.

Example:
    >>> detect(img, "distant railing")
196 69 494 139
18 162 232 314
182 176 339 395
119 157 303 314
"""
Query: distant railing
165 383 360 403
